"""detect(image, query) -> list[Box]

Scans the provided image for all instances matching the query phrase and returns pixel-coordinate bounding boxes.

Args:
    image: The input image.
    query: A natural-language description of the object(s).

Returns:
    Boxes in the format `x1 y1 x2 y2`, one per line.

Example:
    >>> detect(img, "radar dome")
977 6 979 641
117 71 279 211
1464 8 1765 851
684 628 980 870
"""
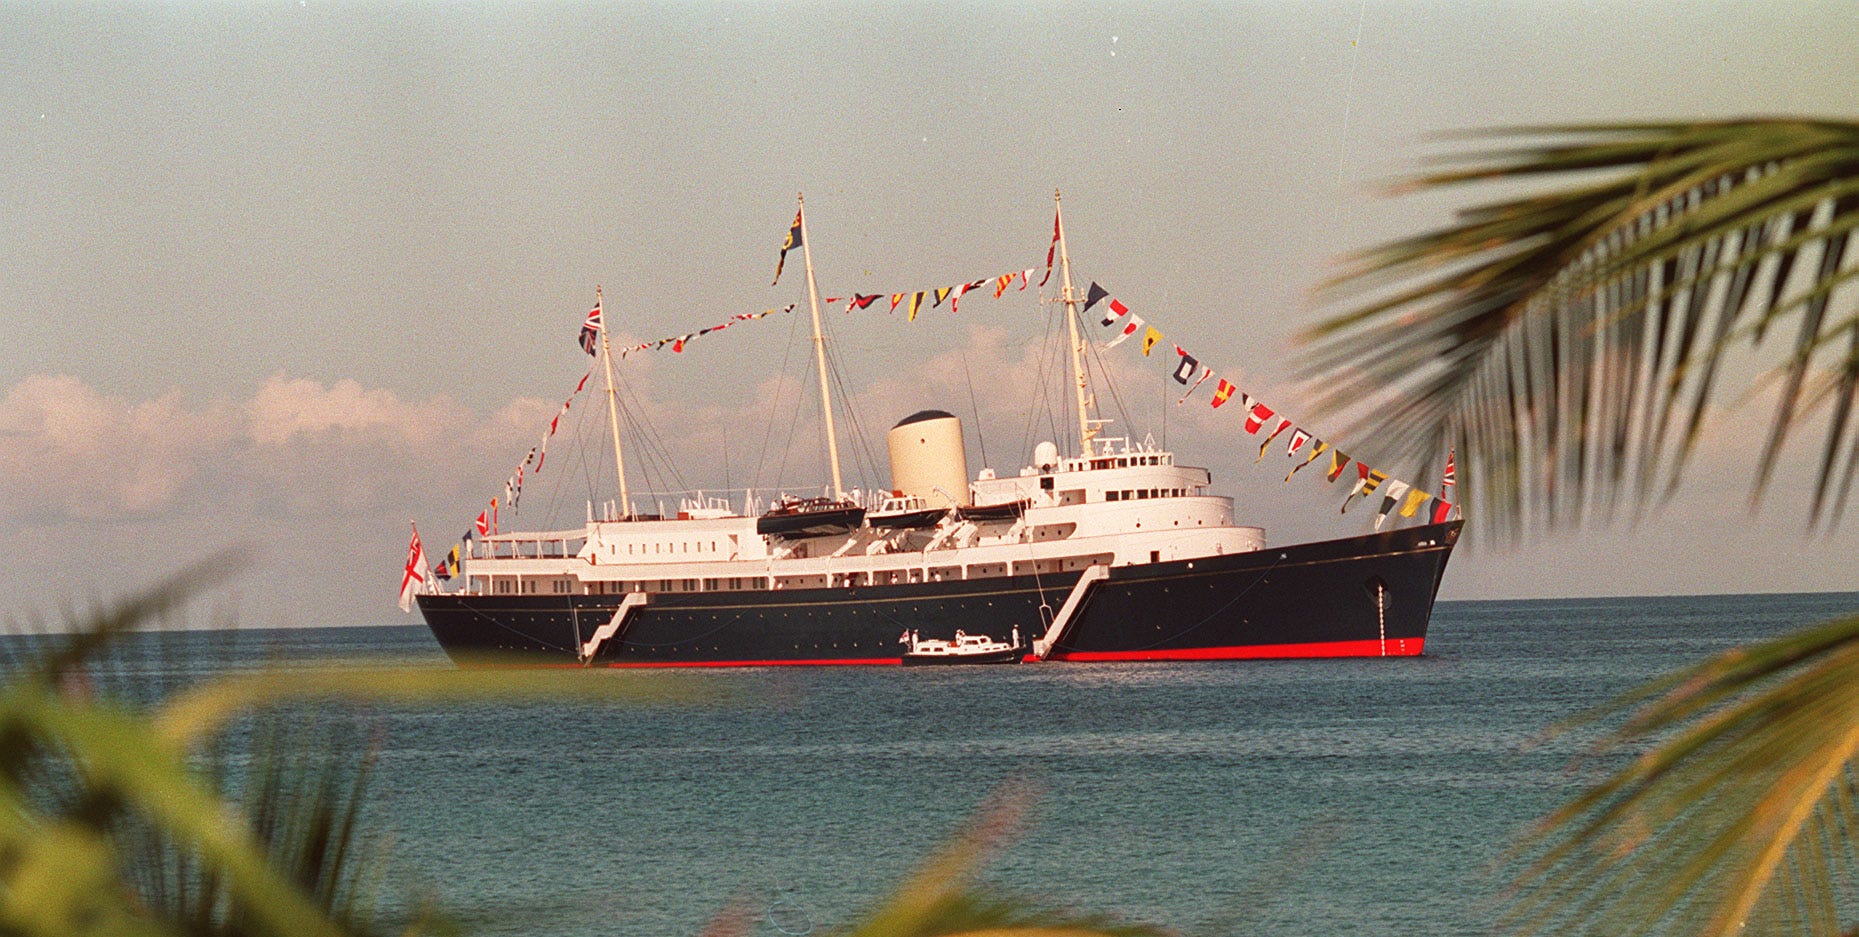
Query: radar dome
1033 441 1060 471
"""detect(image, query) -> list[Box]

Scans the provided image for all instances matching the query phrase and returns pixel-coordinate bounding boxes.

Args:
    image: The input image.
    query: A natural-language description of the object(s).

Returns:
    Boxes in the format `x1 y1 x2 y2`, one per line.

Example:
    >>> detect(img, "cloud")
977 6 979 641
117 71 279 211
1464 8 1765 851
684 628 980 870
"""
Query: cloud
0 372 553 526
245 375 451 448
0 374 237 521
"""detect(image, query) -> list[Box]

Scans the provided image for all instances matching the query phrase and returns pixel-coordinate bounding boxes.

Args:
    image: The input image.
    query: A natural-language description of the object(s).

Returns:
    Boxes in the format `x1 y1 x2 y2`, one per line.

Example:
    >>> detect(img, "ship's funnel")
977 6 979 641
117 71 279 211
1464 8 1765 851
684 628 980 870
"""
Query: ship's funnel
887 410 970 507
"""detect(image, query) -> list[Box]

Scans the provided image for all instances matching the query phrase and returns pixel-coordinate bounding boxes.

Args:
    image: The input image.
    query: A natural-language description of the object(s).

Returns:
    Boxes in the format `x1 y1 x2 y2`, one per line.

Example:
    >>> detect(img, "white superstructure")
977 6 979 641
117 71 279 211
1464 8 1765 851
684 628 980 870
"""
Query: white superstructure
461 433 1265 600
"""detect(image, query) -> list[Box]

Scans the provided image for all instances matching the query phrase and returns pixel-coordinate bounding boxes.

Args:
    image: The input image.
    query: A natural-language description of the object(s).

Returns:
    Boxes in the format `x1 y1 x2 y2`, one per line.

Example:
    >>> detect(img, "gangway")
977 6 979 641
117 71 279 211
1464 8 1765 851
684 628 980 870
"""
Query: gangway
1030 564 1109 660
580 592 648 663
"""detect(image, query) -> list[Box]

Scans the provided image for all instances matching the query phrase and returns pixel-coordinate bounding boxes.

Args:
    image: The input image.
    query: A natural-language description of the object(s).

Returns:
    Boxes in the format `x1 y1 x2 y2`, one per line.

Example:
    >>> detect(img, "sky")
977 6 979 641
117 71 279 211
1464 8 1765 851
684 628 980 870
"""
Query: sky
4 1 1857 628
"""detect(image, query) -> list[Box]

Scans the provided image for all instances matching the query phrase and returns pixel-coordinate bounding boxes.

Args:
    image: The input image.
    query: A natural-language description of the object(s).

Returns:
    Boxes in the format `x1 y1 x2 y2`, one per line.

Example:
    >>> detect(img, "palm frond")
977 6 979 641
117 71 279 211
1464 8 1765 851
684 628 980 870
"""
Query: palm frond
1 559 711 937
834 784 1166 937
1507 611 1859 937
1305 118 1859 535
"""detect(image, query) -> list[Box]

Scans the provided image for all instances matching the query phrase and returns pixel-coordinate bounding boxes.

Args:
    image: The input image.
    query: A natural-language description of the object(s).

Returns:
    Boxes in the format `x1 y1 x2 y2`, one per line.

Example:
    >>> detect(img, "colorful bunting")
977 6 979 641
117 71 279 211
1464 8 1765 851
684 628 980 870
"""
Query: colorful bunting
1171 349 1200 385
1286 428 1311 456
1242 397 1274 434
1287 441 1330 482
1211 379 1236 408
619 305 796 358
1040 207 1059 286
1105 314 1145 349
1374 480 1411 531
774 207 803 285
1258 418 1293 460
1326 450 1351 483
1400 486 1430 519
1077 275 1458 530
1176 367 1212 405
1342 466 1388 514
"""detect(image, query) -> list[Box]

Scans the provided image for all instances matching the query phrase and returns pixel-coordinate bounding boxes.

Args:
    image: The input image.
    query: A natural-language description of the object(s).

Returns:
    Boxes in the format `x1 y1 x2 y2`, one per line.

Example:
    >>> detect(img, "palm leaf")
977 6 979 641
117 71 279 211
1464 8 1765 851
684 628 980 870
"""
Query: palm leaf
1 560 710 937
1304 119 1859 535
1505 611 1859 937
832 785 1165 937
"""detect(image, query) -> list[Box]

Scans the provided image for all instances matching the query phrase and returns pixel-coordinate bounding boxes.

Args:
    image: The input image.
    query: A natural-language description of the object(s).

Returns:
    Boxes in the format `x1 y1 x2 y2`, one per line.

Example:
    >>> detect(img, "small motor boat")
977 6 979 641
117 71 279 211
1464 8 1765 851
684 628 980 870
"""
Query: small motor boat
898 627 1026 666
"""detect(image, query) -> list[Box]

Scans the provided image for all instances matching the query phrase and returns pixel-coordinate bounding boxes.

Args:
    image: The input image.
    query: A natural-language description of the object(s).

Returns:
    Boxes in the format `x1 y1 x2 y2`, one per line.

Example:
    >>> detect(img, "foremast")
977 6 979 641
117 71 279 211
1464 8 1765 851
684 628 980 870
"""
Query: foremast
595 285 631 516
1054 191 1098 459
796 194 846 501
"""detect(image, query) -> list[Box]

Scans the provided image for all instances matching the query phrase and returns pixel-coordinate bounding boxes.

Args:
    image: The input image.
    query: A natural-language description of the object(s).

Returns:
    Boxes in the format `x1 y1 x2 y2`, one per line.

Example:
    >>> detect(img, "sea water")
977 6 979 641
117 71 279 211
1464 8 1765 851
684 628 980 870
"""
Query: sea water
33 593 1859 936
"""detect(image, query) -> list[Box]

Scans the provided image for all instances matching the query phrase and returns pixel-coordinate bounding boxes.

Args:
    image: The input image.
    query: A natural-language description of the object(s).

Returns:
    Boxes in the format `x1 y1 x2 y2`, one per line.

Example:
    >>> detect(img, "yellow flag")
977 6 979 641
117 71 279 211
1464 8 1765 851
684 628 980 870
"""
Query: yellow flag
1140 327 1163 356
1286 442 1330 482
1401 487 1430 518
907 292 925 321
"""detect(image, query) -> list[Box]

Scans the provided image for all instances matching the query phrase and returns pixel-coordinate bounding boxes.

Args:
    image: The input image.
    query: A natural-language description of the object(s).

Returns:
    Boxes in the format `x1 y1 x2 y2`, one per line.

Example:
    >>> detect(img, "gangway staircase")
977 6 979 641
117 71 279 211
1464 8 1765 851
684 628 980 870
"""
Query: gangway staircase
579 592 648 664
1030 564 1109 660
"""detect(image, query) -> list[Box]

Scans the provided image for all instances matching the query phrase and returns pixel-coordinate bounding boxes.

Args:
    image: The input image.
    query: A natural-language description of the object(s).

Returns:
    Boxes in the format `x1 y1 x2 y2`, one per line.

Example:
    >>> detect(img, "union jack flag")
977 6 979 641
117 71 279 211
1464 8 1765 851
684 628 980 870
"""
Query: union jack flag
579 303 602 356
1442 447 1457 493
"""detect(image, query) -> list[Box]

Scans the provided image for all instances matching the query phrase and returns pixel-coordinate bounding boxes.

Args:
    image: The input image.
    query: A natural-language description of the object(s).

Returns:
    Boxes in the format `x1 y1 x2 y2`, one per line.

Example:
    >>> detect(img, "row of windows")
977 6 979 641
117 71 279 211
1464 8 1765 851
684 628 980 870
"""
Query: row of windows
1105 488 1191 501
1085 455 1169 470
617 540 726 556
475 554 1114 596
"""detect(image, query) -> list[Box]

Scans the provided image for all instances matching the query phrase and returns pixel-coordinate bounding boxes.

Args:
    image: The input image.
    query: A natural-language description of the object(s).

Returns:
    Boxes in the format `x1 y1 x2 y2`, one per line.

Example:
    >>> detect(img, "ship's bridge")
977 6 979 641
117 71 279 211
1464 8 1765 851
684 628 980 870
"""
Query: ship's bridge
971 436 1217 510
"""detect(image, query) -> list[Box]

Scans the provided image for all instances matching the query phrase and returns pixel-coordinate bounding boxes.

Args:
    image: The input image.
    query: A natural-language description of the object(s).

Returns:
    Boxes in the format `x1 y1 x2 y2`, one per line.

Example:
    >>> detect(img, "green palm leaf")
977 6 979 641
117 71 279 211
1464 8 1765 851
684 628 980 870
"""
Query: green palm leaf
1507 612 1859 937
1305 118 1859 535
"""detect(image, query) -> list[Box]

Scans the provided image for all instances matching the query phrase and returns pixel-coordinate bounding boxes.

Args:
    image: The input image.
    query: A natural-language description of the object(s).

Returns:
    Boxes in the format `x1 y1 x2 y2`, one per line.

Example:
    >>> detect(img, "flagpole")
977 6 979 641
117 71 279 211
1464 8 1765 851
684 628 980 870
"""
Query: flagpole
1054 190 1094 457
595 285 631 517
797 194 845 500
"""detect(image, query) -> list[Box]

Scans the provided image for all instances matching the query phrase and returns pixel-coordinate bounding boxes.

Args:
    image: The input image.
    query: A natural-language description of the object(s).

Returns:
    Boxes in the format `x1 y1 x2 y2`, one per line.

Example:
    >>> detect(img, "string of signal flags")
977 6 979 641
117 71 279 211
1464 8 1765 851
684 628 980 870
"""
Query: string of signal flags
455 207 1456 557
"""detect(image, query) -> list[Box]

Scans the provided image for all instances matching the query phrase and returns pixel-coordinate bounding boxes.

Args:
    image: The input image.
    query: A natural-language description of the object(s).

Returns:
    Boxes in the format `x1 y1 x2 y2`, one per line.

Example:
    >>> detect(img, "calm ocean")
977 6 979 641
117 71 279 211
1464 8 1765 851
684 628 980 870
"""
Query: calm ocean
51 592 1859 936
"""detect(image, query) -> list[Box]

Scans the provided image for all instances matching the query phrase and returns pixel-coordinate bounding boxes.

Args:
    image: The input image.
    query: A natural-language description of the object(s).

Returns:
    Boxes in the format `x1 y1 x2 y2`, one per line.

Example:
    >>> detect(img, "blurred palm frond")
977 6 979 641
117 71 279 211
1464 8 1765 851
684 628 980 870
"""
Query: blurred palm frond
1305 118 1859 538
1508 610 1859 937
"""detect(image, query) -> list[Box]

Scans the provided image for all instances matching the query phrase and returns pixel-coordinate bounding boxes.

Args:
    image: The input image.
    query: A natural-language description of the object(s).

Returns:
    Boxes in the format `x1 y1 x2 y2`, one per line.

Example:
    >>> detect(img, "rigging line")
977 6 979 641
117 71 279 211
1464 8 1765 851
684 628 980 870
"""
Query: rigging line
772 333 812 495
614 365 693 496
1082 316 1137 438
534 383 603 528
822 335 881 493
1017 299 1061 458
753 306 808 493
959 345 989 469
1040 301 1071 452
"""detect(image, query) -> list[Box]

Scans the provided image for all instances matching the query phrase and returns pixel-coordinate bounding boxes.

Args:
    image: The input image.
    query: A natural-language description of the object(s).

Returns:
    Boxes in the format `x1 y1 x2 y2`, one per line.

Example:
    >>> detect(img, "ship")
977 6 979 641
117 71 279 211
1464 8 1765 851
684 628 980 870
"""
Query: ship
416 194 1460 667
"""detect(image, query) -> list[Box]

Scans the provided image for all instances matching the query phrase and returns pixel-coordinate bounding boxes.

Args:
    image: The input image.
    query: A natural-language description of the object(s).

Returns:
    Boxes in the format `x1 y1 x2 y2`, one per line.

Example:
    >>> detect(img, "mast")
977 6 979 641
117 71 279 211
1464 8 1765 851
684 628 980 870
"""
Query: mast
1054 190 1095 457
797 194 846 500
595 285 631 516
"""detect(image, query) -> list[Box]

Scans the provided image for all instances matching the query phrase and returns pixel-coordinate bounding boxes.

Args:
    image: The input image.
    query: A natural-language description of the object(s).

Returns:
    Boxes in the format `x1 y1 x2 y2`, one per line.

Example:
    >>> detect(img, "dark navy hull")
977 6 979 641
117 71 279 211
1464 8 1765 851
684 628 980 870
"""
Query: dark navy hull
417 521 1459 666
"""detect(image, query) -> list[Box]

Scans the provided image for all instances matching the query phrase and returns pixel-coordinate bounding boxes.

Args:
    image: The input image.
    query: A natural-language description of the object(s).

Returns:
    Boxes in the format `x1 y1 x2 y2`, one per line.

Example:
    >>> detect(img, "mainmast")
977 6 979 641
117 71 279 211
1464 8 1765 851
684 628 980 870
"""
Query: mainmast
595 285 631 516
797 194 846 500
1054 191 1096 457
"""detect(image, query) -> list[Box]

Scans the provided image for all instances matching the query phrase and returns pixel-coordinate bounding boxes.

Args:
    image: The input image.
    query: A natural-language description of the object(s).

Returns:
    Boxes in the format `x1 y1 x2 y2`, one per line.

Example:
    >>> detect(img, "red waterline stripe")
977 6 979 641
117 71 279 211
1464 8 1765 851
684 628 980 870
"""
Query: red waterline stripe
600 657 903 669
1046 637 1424 662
